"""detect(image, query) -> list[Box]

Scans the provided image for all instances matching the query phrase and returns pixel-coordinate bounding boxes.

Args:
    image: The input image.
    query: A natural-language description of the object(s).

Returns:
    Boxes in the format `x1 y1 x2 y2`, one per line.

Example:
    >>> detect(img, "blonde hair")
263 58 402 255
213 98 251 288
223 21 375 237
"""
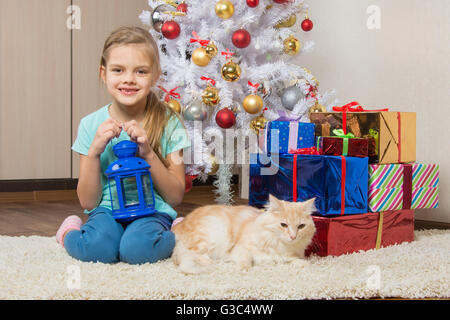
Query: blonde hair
100 26 181 168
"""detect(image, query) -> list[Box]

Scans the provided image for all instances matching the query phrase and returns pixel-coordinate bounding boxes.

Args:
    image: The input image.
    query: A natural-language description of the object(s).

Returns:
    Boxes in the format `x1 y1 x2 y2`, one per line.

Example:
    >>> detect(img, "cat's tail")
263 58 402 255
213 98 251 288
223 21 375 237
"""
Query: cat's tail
172 236 212 274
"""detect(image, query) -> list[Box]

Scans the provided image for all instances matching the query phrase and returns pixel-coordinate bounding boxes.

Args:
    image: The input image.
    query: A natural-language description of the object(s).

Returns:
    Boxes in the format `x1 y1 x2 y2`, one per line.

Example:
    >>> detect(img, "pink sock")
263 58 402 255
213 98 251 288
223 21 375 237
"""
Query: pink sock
171 217 184 230
56 215 82 248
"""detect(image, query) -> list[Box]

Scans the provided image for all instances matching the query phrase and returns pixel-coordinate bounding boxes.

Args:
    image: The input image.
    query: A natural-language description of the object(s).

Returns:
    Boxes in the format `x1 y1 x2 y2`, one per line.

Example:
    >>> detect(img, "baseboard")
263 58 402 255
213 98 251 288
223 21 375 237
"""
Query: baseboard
415 219 450 230
0 179 78 192
0 175 240 203
0 190 78 203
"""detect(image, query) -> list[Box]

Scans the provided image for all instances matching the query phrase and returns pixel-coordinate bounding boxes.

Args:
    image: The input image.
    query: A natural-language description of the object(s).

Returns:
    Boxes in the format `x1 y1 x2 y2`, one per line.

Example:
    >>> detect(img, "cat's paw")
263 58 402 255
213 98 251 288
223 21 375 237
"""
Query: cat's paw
290 258 309 269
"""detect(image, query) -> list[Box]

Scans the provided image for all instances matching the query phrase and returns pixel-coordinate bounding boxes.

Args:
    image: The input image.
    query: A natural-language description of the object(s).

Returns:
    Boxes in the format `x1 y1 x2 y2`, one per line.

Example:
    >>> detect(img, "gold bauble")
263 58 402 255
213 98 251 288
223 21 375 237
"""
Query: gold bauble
283 35 301 55
250 115 268 134
215 0 234 19
192 47 211 67
167 99 181 113
221 60 241 82
202 85 220 106
205 42 218 58
243 94 264 114
275 14 297 28
308 102 327 119
208 155 219 175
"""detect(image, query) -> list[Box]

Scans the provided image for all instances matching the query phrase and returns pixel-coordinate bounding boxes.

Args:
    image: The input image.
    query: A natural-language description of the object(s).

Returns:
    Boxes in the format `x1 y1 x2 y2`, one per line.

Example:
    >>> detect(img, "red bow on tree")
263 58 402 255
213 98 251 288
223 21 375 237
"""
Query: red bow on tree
158 86 181 102
190 31 210 47
221 48 234 60
200 76 216 86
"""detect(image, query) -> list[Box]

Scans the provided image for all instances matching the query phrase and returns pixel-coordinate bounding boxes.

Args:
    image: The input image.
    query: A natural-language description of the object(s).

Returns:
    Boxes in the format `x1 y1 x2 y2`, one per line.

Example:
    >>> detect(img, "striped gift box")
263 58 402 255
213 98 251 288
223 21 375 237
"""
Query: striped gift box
411 163 440 209
369 163 439 212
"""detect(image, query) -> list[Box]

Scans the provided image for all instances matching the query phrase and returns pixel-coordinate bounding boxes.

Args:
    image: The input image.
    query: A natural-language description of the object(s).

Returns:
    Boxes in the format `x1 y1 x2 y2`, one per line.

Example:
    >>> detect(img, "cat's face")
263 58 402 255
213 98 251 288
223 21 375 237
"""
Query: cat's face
265 195 316 244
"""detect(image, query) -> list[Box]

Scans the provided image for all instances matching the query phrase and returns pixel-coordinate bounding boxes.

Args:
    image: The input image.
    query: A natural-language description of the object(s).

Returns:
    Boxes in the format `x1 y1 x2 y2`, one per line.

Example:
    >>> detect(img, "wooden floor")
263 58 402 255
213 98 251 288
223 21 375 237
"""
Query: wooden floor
0 185 447 237
0 185 245 237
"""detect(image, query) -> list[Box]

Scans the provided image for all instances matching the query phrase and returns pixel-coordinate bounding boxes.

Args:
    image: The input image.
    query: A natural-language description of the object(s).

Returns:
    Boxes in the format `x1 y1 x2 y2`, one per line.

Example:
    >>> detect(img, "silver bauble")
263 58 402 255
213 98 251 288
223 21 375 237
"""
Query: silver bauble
183 100 208 121
151 4 174 33
281 85 304 111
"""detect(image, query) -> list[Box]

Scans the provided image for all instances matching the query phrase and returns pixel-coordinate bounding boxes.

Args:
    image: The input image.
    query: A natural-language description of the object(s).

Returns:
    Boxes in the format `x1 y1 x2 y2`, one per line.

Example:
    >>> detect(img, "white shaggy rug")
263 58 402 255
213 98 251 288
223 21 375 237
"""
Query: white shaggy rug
0 229 449 300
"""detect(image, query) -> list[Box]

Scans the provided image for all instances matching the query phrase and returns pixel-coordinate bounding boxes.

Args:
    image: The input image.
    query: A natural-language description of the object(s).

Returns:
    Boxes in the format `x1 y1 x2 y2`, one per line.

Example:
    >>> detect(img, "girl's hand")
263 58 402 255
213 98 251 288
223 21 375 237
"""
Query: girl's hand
88 118 122 158
123 120 153 159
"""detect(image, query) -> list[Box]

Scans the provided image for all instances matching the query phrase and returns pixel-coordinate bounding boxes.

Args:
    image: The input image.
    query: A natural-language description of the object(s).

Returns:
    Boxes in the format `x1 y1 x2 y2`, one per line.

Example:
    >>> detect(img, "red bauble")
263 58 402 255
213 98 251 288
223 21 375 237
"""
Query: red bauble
216 108 236 129
301 18 314 31
185 175 196 193
161 21 180 39
232 29 251 49
246 0 259 7
177 2 188 13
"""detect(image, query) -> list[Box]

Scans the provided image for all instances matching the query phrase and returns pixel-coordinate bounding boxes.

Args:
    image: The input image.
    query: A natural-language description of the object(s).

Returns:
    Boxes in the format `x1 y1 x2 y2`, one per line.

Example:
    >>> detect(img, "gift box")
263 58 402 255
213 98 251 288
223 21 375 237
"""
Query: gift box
249 151 368 216
309 102 416 164
316 129 369 157
369 163 439 212
305 210 415 257
262 120 315 154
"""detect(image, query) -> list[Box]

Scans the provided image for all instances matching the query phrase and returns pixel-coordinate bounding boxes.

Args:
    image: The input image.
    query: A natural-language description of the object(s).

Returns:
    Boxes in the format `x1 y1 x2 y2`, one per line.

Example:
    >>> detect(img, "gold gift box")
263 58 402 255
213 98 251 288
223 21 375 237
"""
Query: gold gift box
310 111 416 164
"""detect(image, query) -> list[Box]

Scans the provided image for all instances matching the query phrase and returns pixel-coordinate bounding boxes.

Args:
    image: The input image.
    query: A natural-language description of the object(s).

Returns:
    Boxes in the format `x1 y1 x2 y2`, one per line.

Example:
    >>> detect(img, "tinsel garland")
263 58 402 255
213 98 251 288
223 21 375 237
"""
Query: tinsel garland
212 164 234 205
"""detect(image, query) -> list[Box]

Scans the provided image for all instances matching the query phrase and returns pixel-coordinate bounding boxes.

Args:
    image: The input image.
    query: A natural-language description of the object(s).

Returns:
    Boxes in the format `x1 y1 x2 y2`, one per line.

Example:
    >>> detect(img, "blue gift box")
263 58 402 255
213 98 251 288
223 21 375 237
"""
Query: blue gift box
249 153 368 216
263 121 315 154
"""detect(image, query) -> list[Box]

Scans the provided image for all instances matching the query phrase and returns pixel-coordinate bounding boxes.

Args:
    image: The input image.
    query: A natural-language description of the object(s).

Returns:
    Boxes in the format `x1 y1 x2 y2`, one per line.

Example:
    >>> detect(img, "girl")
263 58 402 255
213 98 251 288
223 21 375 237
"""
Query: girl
55 26 190 265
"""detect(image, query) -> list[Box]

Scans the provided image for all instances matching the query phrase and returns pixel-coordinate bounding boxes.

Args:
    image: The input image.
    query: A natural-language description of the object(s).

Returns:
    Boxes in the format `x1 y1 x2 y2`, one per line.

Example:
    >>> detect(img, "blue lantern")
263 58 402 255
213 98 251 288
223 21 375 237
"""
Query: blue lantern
105 140 157 222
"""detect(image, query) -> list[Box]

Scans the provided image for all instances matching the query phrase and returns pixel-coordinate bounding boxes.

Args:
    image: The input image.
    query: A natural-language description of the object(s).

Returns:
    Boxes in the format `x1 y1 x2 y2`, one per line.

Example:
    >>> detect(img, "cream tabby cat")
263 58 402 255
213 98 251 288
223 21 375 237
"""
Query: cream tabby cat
171 195 316 274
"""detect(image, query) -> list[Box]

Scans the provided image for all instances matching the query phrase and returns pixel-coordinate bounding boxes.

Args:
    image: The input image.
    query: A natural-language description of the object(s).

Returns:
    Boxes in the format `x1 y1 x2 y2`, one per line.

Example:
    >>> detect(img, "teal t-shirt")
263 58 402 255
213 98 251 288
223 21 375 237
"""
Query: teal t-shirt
71 103 191 220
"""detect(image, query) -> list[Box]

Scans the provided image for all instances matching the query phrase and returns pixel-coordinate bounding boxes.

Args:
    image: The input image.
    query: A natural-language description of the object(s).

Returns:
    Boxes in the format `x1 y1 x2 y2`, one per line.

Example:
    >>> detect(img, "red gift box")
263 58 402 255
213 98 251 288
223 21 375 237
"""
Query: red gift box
317 136 369 158
305 210 414 257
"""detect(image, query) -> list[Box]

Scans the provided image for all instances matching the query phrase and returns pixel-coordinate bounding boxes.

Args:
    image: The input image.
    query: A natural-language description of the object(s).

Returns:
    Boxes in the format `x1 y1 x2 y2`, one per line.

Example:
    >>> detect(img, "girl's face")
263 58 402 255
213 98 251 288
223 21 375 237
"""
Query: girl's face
101 44 155 109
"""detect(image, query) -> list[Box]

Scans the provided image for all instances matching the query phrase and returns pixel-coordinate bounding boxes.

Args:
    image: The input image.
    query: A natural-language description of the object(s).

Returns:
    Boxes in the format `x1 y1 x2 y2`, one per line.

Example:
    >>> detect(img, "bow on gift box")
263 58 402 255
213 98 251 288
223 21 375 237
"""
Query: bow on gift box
332 101 389 134
332 129 355 156
288 146 320 155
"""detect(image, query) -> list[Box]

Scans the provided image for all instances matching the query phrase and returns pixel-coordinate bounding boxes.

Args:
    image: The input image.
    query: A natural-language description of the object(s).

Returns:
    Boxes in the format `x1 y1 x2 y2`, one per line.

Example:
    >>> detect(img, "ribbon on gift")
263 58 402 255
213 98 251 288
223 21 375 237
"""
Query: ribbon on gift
332 129 355 156
340 156 346 215
332 102 389 134
264 120 304 153
158 86 181 102
397 112 402 163
291 147 320 202
375 212 384 249
276 110 303 122
289 146 320 155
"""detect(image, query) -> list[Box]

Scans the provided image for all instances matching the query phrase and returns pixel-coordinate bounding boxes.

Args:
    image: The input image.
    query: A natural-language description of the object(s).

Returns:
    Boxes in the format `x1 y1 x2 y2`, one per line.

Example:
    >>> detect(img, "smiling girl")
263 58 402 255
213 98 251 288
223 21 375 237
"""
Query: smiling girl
55 26 191 265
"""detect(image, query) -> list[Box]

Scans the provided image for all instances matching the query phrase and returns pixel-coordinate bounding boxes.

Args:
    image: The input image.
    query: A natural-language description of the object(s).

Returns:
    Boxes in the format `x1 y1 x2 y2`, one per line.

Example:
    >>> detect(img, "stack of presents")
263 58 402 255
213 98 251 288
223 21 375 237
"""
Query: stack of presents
249 102 440 256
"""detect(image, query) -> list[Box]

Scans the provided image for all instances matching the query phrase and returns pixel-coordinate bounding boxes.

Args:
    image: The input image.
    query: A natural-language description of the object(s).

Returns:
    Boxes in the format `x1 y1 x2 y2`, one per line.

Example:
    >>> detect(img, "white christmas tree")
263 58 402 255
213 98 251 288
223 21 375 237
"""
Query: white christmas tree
140 0 336 204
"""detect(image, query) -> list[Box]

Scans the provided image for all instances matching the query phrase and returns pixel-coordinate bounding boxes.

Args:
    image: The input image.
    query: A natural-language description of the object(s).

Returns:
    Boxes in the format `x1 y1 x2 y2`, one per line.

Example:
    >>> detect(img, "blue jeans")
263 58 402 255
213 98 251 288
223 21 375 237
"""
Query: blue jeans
64 207 175 264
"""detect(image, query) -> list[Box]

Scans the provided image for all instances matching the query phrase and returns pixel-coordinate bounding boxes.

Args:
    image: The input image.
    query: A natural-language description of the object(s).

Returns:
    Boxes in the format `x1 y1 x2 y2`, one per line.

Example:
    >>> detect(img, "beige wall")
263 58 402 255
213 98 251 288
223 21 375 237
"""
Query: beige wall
298 0 450 222
71 0 149 178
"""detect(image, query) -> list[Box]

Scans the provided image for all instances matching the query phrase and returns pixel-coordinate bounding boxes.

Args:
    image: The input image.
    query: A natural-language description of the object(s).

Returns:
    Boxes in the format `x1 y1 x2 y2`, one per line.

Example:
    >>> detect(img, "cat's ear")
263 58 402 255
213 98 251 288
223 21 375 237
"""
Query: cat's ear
300 198 317 215
266 194 282 211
